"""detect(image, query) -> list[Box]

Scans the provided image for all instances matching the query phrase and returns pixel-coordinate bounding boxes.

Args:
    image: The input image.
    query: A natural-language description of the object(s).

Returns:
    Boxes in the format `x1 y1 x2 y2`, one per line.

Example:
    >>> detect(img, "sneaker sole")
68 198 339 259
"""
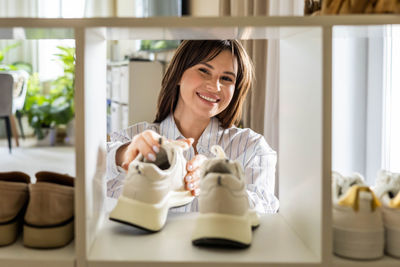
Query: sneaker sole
386 226 400 258
191 211 260 248
0 220 19 246
333 226 384 260
109 190 194 232
23 219 74 248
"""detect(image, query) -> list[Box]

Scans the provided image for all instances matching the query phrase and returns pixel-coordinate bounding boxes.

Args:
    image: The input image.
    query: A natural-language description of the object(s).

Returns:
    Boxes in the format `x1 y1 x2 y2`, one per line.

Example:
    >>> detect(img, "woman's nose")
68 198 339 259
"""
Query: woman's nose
206 78 221 92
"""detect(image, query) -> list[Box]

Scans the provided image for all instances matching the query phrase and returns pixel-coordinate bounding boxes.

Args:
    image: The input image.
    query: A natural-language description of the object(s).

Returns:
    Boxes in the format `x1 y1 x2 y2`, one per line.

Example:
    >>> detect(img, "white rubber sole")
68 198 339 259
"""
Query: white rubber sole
23 220 74 248
0 220 18 246
109 190 194 232
386 226 400 258
191 210 260 248
333 226 384 260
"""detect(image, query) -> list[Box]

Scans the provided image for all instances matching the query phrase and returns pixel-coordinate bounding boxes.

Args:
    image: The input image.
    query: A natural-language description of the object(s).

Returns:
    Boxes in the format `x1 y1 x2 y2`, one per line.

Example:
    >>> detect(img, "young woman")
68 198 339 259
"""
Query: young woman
107 40 278 213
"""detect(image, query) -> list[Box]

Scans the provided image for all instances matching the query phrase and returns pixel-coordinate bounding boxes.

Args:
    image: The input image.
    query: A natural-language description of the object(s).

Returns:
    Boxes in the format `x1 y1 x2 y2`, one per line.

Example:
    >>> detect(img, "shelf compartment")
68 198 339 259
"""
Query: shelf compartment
87 213 319 267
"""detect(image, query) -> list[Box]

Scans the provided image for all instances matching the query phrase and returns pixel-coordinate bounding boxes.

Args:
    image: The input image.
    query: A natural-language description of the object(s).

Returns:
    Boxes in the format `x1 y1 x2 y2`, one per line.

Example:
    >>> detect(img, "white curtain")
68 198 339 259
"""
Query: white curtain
0 0 39 72
220 0 303 196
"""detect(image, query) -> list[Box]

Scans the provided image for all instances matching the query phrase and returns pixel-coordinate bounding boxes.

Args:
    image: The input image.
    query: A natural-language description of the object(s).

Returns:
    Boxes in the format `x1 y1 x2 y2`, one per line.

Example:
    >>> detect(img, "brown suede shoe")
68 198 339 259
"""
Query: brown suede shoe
0 172 30 246
23 171 74 249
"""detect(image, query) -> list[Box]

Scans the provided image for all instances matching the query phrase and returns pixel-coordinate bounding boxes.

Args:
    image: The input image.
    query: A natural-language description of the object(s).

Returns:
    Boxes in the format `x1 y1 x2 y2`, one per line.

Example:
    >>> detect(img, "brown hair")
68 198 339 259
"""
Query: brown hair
154 40 254 128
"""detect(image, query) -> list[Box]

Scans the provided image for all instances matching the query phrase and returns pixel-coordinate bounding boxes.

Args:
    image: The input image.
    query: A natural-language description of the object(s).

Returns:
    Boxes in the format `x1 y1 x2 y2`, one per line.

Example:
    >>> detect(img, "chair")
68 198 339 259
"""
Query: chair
0 70 29 153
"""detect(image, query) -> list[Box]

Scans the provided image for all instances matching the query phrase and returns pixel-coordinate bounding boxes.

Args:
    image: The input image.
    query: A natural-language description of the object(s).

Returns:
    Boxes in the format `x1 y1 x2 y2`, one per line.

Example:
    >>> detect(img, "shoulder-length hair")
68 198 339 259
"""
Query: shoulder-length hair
154 40 254 129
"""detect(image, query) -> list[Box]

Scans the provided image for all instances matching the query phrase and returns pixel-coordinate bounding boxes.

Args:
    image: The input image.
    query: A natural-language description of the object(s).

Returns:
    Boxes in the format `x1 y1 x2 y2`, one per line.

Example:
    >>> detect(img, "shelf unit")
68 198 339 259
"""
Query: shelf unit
0 15 399 267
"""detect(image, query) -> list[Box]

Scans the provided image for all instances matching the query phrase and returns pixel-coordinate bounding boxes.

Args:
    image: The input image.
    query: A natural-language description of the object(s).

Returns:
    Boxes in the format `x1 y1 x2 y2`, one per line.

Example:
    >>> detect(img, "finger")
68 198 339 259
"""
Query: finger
186 175 200 190
122 144 139 170
137 138 157 162
182 137 194 147
142 130 163 153
184 169 200 183
187 154 207 172
191 188 200 196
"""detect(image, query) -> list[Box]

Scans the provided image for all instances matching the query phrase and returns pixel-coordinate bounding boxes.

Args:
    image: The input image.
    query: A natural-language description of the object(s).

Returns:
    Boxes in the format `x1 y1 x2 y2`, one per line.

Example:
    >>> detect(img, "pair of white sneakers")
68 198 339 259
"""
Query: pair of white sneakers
110 141 259 248
332 170 400 260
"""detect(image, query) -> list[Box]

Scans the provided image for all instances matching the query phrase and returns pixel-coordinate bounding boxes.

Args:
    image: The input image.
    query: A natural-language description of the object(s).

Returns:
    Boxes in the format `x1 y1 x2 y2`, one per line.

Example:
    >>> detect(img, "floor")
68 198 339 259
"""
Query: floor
0 137 75 182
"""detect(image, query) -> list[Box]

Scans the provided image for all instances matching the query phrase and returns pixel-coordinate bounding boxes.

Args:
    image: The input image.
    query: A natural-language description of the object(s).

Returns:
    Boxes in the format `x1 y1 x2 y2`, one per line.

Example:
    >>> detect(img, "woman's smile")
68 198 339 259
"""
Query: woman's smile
196 92 220 104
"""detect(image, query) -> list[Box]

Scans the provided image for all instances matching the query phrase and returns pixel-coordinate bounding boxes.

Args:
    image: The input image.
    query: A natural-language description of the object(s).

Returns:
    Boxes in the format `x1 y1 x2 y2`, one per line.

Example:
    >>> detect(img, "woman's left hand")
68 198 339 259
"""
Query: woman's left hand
184 154 207 196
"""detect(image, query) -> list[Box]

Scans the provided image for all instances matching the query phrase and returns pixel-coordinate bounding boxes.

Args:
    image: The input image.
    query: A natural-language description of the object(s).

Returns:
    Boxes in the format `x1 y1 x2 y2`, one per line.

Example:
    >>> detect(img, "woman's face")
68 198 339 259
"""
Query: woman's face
176 50 238 120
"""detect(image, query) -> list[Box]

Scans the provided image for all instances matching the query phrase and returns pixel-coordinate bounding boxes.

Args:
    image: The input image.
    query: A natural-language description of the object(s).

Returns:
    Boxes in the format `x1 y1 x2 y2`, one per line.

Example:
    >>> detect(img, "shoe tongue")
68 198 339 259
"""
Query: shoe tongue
338 185 381 211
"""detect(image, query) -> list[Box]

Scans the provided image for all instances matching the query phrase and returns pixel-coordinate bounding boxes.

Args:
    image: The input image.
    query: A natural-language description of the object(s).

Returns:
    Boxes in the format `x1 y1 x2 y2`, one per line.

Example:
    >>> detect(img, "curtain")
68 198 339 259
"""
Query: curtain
0 0 39 72
220 0 272 142
220 0 304 196
220 0 303 150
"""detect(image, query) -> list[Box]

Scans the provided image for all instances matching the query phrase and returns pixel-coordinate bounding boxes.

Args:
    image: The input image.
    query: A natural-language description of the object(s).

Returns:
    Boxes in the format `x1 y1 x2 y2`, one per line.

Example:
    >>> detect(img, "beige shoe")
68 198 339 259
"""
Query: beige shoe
110 140 193 232
0 172 30 246
23 171 74 248
192 145 260 248
332 171 384 260
373 170 400 258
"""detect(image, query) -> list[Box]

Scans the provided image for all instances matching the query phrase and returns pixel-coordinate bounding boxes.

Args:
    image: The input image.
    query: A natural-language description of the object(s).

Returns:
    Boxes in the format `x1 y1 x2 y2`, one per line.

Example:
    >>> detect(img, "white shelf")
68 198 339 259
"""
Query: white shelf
333 255 400 267
1 15 399 267
88 213 319 267
0 238 75 267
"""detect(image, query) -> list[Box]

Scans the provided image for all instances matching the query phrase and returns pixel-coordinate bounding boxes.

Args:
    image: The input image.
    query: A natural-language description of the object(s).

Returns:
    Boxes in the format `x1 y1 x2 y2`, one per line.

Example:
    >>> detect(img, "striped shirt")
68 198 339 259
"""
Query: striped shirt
106 113 279 213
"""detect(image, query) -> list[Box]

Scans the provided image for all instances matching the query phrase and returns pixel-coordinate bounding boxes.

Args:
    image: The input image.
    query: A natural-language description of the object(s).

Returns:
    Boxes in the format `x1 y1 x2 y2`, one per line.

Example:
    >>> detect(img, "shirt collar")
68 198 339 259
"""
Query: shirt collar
160 113 185 140
160 113 223 155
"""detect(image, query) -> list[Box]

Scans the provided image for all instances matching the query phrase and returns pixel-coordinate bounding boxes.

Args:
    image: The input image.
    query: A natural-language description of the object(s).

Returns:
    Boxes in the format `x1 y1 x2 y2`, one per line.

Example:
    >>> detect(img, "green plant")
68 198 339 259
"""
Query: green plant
140 40 179 52
23 46 75 140
0 42 32 73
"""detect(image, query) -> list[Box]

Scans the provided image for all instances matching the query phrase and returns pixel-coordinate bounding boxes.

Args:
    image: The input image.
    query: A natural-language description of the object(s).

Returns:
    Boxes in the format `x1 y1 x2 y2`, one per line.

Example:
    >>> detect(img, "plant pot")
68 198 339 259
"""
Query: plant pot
36 127 56 146
64 119 75 145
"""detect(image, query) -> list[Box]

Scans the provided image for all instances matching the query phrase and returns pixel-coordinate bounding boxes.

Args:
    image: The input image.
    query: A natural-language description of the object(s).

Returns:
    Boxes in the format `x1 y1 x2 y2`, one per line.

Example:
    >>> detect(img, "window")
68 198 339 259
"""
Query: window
37 0 83 80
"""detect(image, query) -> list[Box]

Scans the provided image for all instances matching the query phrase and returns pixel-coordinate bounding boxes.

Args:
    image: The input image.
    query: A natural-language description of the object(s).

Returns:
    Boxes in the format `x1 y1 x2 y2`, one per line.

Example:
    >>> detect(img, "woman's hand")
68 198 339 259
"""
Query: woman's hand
117 130 164 171
184 154 207 196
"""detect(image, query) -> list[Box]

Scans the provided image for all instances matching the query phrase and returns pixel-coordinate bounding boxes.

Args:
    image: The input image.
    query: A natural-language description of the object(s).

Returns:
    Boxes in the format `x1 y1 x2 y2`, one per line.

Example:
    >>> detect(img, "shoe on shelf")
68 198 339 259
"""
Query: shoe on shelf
191 145 259 248
0 172 30 246
109 140 194 232
373 170 400 258
23 171 75 249
332 171 384 260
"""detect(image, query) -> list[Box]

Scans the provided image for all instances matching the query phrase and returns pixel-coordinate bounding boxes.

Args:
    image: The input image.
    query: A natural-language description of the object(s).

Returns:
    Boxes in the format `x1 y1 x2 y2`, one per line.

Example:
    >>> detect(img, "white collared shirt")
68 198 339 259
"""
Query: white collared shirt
106 114 279 213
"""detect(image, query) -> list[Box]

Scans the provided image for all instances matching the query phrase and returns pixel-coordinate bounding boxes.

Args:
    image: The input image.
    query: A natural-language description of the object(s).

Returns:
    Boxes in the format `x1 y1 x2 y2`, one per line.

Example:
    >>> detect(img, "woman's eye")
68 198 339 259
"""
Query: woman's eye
199 68 210 74
221 76 233 82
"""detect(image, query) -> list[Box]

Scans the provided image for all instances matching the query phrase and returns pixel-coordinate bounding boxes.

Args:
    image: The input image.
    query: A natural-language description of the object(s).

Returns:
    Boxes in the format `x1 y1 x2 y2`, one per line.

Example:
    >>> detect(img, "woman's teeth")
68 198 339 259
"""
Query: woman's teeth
198 94 217 103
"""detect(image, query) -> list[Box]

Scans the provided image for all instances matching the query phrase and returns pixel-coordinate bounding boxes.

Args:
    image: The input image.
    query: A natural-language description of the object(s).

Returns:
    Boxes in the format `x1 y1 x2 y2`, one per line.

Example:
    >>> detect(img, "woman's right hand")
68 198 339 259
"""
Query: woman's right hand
117 130 163 171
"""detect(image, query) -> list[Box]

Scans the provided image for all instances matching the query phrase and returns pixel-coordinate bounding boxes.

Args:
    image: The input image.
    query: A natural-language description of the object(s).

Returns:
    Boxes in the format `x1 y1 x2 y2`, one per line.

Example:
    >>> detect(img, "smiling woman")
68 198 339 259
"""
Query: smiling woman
107 40 278 214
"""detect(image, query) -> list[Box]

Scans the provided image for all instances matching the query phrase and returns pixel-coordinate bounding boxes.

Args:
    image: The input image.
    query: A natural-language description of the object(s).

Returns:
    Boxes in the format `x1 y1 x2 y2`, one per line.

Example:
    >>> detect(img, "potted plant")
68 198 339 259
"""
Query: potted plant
23 46 75 145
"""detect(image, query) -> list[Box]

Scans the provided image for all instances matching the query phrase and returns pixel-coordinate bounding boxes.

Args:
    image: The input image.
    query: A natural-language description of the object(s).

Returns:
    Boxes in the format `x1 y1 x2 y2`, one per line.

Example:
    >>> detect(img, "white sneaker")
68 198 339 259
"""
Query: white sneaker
191 145 259 248
373 170 400 258
109 140 194 232
332 171 384 260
